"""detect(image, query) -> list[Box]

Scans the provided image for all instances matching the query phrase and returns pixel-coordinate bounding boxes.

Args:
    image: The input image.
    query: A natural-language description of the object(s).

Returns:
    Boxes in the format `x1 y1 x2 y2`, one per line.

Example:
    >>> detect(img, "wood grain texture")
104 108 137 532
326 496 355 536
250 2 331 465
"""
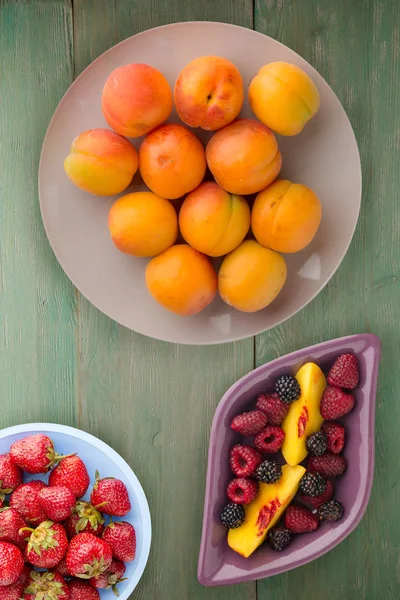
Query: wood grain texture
72 2 255 599
255 1 400 599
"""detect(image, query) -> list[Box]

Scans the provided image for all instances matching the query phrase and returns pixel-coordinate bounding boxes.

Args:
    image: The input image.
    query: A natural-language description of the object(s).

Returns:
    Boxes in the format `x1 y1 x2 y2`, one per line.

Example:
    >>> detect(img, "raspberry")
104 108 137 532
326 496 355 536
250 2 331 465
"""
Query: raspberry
299 472 326 497
255 460 282 484
318 498 344 521
229 445 262 478
254 426 285 453
306 431 327 456
320 387 355 420
226 478 258 505
231 410 268 436
301 479 334 509
285 505 319 533
327 353 359 389
220 503 245 529
322 422 345 454
267 526 292 551
308 453 347 477
275 375 301 404
256 393 289 425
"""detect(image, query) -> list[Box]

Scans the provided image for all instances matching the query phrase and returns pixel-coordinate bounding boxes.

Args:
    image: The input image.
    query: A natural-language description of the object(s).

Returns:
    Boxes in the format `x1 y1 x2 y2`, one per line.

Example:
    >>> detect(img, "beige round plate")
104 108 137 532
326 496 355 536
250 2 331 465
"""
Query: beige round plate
39 22 361 345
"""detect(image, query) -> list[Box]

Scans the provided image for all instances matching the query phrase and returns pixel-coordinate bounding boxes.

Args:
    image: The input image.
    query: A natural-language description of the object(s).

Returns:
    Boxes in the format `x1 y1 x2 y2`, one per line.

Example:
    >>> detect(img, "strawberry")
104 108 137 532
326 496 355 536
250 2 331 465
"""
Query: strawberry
102 520 136 562
23 520 68 569
0 541 24 586
256 392 289 425
327 353 359 389
68 580 100 600
308 453 347 477
284 505 319 533
254 425 285 453
10 434 70 475
0 566 30 600
0 507 27 548
90 473 131 517
226 478 258 505
64 501 105 539
322 421 345 454
49 456 90 499
23 571 69 599
66 533 112 579
89 558 126 592
301 479 334 509
320 387 355 420
38 485 76 523
9 481 47 526
55 557 71 578
229 445 262 478
0 454 23 503
230 410 268 436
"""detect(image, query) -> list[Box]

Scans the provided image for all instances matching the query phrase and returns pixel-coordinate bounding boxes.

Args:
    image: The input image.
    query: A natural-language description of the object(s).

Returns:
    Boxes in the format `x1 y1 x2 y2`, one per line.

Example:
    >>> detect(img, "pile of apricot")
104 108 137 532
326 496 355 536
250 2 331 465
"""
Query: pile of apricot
64 57 322 316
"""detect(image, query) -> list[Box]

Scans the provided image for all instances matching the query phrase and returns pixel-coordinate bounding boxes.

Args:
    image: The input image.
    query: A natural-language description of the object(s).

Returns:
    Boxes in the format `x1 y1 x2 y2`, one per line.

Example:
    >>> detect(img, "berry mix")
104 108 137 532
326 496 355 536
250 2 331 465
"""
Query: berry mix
0 434 136 598
220 353 359 556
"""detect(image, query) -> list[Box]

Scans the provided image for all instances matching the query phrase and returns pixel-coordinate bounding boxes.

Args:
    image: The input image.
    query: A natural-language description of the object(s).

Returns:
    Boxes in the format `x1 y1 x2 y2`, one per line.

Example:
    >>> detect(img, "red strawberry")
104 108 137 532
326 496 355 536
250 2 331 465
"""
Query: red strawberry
0 565 29 600
102 521 136 563
68 580 100 600
23 520 68 568
284 505 319 533
0 541 24 586
0 454 23 503
9 481 47 526
327 353 359 389
38 485 76 522
0 507 27 547
90 474 131 517
23 571 69 600
231 410 268 436
308 453 347 477
10 434 70 475
229 445 262 477
55 557 71 578
256 392 289 425
64 501 105 539
322 422 345 454
89 558 126 592
301 479 334 509
66 533 112 579
49 456 90 499
254 426 285 453
226 478 258 505
320 387 355 420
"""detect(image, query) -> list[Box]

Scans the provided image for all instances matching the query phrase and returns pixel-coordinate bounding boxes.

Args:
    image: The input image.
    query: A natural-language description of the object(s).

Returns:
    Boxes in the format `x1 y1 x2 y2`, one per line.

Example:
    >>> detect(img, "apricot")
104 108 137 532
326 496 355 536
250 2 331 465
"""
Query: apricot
252 179 322 253
145 245 217 316
139 123 206 200
108 192 177 257
174 55 244 131
64 129 138 196
249 61 320 136
179 182 250 257
206 119 282 195
218 240 286 312
102 64 173 138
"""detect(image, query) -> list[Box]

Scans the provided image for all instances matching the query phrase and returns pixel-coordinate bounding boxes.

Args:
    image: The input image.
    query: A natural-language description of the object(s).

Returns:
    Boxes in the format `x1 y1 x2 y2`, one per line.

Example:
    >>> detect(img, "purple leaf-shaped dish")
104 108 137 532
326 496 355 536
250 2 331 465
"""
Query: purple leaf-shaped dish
198 334 381 586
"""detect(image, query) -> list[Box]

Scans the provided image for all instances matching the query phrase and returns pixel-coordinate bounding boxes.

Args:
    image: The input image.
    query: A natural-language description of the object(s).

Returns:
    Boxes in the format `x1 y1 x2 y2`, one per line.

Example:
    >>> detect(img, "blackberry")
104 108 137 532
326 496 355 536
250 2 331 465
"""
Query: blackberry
306 431 327 457
267 526 291 552
318 499 344 522
299 472 327 497
220 503 245 529
255 460 282 484
275 375 301 404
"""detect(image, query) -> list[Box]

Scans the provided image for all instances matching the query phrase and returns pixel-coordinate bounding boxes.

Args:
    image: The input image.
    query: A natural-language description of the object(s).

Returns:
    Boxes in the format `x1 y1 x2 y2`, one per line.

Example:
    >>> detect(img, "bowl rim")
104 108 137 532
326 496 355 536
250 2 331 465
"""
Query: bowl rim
0 422 152 598
198 333 381 586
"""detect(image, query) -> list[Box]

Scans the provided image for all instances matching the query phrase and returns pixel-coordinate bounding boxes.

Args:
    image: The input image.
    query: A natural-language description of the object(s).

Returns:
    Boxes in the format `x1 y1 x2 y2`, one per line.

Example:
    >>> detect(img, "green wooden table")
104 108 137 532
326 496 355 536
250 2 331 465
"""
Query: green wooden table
1 1 399 598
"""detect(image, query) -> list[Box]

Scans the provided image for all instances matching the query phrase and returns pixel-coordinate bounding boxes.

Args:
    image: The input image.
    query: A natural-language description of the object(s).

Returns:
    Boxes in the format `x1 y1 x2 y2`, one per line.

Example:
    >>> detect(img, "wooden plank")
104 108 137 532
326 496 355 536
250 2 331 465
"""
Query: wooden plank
0 1 77 426
255 1 400 599
72 2 256 599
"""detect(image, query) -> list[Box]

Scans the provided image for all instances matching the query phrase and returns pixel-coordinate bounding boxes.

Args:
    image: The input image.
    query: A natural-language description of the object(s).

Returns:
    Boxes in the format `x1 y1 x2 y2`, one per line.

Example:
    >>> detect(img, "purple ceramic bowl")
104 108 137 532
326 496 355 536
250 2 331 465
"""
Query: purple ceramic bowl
198 334 381 586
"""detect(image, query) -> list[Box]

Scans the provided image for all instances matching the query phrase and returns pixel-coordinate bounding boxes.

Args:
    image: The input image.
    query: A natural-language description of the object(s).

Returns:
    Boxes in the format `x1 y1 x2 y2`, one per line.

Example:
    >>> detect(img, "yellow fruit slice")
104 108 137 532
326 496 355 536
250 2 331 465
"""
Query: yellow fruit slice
281 362 327 466
228 464 305 558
